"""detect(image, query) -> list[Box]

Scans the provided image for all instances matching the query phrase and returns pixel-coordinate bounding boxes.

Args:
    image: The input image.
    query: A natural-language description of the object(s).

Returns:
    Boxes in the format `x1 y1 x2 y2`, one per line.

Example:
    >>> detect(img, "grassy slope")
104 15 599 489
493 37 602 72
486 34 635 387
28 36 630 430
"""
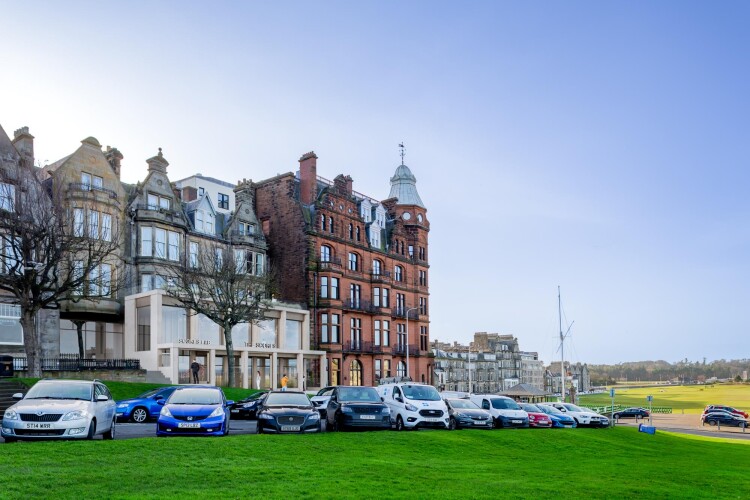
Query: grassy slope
579 383 750 414
1 427 747 499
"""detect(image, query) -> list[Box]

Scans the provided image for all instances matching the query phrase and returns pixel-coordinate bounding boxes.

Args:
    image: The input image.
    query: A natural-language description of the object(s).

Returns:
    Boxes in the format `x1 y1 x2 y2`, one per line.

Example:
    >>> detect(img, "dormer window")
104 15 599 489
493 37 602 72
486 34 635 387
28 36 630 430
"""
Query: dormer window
238 222 254 236
81 172 103 191
195 209 214 234
0 183 15 212
147 193 171 210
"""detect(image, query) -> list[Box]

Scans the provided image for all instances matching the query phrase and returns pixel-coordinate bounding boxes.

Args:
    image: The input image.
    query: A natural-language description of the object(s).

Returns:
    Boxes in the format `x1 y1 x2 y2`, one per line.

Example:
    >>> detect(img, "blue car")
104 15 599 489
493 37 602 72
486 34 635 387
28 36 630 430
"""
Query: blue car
156 386 233 437
535 404 577 428
116 386 178 423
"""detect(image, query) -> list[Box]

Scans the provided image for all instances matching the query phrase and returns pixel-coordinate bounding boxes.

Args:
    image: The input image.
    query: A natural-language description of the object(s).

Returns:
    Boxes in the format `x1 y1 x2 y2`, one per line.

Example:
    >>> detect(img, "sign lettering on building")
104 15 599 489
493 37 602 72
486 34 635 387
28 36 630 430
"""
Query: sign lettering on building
246 342 277 349
178 339 212 345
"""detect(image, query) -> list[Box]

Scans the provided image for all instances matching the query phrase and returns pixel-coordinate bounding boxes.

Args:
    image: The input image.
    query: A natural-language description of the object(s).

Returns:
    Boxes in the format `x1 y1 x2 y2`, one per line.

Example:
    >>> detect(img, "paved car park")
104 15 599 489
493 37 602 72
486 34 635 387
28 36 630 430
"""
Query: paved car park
616 414 750 440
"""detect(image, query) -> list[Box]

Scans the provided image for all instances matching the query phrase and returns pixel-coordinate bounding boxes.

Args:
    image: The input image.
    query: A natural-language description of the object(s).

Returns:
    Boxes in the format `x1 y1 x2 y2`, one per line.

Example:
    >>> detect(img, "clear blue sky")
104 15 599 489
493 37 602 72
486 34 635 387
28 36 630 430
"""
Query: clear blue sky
2 1 748 364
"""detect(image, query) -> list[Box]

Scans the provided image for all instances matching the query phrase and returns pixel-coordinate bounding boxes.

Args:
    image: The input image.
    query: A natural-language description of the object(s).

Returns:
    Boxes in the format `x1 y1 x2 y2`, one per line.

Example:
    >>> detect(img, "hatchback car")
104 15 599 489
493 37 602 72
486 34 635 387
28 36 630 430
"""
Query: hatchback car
613 407 650 420
156 386 233 437
325 386 391 431
701 410 748 428
228 391 268 420
444 398 493 430
2 379 116 442
518 403 553 428
256 391 321 433
533 403 576 428
116 386 178 423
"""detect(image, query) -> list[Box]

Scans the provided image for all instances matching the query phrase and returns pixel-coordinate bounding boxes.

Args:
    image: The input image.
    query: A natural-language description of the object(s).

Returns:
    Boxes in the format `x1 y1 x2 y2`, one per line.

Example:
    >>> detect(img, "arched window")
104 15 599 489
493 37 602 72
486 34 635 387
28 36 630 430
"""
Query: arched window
372 259 382 276
394 265 403 282
397 361 407 378
320 214 326 231
330 358 341 386
356 226 361 241
320 245 331 262
348 223 354 239
350 360 363 386
348 252 358 271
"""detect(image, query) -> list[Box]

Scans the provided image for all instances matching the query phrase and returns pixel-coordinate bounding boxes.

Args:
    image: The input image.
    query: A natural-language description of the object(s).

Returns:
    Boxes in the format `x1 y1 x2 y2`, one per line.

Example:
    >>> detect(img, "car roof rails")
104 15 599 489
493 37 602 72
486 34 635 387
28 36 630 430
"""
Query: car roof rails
378 376 414 385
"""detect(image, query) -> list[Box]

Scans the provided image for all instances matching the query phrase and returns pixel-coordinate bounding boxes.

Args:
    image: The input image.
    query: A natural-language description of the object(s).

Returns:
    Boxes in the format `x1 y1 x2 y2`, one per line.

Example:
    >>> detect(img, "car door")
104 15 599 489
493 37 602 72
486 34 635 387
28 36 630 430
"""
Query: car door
94 384 115 427
326 388 341 425
150 387 176 417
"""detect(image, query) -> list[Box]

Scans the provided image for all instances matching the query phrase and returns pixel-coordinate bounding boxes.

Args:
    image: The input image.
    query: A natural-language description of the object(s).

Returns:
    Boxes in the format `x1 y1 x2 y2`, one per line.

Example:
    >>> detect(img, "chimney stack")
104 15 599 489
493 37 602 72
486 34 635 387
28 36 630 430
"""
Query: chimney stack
105 146 124 179
12 126 34 166
146 147 169 175
298 151 318 205
234 178 255 209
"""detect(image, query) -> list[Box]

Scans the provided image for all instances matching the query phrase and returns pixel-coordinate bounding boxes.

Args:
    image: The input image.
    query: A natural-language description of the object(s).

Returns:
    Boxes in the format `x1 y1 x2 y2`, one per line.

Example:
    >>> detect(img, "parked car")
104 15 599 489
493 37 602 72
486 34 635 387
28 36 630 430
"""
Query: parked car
703 405 749 419
116 386 178 423
469 395 528 428
541 402 607 427
2 379 116 442
377 382 449 430
311 386 335 418
444 398 493 430
533 403 577 428
518 403 553 428
701 410 748 428
156 386 232 437
256 391 322 433
613 407 650 420
325 386 391 431
228 391 268 420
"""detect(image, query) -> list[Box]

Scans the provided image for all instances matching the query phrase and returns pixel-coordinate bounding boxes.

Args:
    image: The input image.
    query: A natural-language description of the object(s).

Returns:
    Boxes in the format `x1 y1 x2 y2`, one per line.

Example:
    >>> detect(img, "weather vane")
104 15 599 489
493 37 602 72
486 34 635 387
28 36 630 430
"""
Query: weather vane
399 142 405 164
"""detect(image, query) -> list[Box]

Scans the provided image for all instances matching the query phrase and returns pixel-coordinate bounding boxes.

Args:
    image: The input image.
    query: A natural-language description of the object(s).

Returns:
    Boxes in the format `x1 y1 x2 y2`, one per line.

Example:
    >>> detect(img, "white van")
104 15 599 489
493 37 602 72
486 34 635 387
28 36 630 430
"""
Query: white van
469 394 529 428
377 382 449 430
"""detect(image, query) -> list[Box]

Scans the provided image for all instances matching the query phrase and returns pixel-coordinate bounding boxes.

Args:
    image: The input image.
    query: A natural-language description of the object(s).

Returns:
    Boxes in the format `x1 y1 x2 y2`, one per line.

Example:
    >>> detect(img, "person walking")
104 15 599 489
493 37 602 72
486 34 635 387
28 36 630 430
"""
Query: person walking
256 370 262 390
281 373 288 391
190 359 200 384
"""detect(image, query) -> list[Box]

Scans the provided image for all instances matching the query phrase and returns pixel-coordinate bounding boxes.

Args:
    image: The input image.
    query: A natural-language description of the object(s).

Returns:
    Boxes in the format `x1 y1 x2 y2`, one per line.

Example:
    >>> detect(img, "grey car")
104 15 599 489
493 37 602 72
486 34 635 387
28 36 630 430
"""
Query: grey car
1 379 117 442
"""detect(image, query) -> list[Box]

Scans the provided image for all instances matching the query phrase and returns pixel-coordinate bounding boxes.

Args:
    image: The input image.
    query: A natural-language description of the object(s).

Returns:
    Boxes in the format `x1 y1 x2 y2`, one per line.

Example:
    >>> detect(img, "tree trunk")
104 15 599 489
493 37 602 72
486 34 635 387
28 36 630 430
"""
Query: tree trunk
21 310 42 378
224 321 235 388
72 320 86 359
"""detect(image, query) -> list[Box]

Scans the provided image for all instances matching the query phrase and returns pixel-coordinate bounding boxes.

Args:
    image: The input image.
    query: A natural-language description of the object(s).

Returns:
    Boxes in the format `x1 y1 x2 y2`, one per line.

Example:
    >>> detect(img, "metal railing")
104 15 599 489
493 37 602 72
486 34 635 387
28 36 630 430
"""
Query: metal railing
392 344 422 357
133 203 181 218
343 298 381 313
13 355 141 371
392 308 419 320
68 183 118 200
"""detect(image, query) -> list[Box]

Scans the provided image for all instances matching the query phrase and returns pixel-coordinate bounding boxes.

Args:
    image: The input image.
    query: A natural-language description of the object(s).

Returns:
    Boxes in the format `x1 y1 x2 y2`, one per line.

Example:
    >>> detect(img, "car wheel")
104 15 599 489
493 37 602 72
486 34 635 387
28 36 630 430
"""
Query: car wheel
449 417 457 431
86 419 96 440
103 418 116 440
396 415 405 431
708 420 717 426
255 422 262 434
131 407 148 423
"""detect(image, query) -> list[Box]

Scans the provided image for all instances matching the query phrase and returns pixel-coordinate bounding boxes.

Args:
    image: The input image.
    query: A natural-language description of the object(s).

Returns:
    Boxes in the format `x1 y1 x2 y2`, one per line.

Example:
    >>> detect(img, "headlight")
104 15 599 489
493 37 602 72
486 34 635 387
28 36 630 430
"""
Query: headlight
258 413 274 420
209 407 224 418
405 404 418 412
454 412 466 418
160 406 173 418
3 409 18 420
381 407 390 415
341 406 354 414
117 403 129 409
62 410 90 421
308 412 320 420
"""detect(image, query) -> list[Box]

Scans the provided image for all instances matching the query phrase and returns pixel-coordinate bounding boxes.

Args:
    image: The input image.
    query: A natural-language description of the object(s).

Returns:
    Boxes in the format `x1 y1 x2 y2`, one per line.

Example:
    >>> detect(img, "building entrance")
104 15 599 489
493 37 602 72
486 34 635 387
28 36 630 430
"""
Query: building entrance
179 351 209 384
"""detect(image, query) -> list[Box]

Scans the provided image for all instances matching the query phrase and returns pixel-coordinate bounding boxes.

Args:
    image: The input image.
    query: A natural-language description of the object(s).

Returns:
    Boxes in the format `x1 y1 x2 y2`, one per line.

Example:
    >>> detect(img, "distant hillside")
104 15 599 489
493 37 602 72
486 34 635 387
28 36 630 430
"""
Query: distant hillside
587 359 750 385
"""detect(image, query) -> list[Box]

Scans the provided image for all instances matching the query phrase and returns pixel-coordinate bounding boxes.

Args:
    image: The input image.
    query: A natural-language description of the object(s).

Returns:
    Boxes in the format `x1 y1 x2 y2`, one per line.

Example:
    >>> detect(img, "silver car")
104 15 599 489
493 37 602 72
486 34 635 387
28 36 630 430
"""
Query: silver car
2 379 117 442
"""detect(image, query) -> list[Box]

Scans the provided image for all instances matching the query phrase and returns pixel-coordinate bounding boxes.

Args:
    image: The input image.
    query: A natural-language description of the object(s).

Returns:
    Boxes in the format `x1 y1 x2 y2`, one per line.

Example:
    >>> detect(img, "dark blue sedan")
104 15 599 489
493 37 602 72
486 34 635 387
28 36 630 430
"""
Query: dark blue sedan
116 386 178 423
156 386 233 437
613 407 650 420
701 410 748 428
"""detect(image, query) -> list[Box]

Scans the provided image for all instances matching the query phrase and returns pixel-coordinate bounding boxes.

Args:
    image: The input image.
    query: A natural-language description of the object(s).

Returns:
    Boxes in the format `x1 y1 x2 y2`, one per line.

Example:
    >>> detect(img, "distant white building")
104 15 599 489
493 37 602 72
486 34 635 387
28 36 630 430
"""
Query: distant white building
174 174 236 214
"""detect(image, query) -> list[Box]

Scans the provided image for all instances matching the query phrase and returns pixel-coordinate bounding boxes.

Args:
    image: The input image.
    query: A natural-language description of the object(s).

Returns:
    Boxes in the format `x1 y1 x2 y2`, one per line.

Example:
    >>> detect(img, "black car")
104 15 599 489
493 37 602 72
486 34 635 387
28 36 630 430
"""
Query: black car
613 407 650 420
228 391 268 420
444 398 493 430
325 386 391 431
701 410 748 428
255 391 322 434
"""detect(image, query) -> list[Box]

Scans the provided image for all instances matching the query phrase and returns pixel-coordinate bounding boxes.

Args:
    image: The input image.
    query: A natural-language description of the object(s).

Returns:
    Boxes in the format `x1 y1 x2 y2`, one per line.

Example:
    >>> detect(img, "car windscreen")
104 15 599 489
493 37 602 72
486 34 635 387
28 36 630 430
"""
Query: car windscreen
25 382 92 401
448 399 479 410
520 404 541 412
537 405 562 415
491 398 521 410
563 404 584 412
401 385 441 401
338 387 380 403
265 392 311 407
168 388 223 405
137 388 161 398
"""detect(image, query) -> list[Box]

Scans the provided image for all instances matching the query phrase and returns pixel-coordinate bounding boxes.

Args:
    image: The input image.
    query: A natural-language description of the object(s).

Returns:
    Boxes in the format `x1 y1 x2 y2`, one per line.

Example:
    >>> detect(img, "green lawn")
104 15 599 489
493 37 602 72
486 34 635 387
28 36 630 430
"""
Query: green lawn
1 427 747 498
579 383 750 414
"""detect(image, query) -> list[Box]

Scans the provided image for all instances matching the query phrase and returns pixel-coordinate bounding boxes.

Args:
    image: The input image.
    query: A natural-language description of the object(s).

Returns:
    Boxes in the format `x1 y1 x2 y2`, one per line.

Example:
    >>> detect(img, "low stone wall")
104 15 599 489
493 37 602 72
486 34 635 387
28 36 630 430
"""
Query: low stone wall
16 369 147 383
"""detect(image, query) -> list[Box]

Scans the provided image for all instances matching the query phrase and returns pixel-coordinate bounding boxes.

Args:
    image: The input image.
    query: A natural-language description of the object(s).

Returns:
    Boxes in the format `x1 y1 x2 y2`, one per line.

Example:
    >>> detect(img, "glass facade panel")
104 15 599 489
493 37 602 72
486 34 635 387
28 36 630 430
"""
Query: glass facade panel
231 323 250 345
258 319 277 346
160 306 187 343
285 319 301 349
196 314 221 344
136 306 151 351
0 304 22 345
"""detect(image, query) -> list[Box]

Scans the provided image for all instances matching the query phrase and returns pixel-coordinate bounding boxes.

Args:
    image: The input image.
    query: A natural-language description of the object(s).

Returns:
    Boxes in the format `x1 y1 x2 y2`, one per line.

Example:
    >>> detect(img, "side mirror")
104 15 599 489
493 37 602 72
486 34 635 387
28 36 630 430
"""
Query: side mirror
226 400 235 406
154 395 164 400
380 397 385 402
96 395 109 402
395 396 403 403
157 399 166 406
12 393 23 400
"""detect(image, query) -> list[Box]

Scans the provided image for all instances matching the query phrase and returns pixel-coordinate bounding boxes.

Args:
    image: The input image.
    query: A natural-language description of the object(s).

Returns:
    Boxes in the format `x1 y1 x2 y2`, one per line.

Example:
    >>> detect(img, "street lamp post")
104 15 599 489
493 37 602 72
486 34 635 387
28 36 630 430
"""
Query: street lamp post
405 306 419 380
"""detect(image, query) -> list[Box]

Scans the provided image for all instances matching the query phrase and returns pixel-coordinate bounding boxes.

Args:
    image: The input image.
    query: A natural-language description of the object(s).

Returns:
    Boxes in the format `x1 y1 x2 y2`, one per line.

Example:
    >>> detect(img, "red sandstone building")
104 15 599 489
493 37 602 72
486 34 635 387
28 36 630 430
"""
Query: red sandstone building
255 152 431 387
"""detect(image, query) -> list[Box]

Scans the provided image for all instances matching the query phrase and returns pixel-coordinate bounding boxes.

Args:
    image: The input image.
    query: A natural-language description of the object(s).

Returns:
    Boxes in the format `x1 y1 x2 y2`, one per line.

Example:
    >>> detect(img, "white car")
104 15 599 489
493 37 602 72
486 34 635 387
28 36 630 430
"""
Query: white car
2 379 117 442
469 394 529 428
310 386 335 418
377 382 449 430
541 402 608 427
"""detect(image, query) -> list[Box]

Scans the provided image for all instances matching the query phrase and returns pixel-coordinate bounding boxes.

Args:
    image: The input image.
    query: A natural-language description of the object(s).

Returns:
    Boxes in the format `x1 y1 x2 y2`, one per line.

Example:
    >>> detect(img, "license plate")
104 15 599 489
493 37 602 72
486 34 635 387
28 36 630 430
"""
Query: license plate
26 423 52 429
177 422 201 428
423 417 441 422
512 420 522 424
281 425 301 432
360 415 376 420
230 410 239 413
474 421 488 425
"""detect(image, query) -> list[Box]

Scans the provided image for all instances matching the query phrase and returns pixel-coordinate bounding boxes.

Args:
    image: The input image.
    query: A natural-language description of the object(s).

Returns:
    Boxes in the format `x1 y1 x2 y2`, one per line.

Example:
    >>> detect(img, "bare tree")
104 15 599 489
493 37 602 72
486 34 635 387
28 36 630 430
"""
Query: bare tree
0 160 125 377
163 241 273 387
